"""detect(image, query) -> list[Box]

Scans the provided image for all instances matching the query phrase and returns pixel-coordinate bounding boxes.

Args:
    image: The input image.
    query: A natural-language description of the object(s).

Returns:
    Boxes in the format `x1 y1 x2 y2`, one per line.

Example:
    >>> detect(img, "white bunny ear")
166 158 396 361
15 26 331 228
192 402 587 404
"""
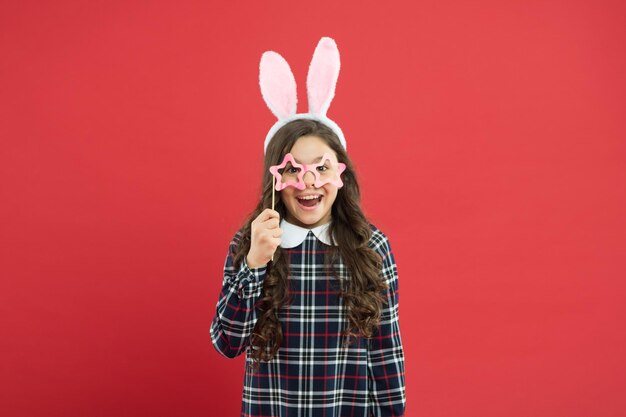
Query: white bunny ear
260 51 298 120
307 37 340 116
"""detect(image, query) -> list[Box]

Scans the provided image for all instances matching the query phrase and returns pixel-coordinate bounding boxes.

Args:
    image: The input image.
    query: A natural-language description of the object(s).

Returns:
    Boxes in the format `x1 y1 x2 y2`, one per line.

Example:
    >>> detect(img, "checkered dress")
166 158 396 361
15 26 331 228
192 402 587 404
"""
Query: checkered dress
210 225 406 417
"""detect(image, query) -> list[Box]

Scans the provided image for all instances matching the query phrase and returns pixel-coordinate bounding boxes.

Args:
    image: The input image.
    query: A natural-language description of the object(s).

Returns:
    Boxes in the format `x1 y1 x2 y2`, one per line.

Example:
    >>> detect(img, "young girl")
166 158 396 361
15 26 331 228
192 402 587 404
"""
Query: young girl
210 38 406 417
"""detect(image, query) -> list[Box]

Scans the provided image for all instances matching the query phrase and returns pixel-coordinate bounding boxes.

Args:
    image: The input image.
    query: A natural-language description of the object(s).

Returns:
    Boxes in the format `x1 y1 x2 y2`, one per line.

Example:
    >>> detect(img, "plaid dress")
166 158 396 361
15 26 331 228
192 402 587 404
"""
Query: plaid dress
210 225 406 417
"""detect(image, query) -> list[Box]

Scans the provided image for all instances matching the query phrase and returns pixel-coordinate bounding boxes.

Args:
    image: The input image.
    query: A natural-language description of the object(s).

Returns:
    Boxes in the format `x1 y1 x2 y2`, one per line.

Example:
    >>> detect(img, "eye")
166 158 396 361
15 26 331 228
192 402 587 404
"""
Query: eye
317 165 329 172
287 167 300 174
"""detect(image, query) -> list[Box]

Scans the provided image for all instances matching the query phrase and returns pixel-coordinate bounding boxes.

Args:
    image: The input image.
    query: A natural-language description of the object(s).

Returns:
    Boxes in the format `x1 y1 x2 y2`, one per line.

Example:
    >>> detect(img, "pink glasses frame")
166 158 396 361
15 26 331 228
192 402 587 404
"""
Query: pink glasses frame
269 152 347 191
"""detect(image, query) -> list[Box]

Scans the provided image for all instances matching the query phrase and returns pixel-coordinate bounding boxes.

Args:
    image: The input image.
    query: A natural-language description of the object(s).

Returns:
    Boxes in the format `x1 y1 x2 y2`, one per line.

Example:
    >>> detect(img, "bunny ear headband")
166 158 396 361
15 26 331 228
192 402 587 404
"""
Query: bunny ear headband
259 36 346 153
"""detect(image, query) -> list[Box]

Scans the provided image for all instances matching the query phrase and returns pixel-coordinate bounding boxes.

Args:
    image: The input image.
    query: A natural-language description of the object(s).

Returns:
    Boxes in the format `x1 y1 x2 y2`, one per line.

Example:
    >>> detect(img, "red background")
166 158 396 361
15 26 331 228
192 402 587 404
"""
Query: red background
1 1 625 416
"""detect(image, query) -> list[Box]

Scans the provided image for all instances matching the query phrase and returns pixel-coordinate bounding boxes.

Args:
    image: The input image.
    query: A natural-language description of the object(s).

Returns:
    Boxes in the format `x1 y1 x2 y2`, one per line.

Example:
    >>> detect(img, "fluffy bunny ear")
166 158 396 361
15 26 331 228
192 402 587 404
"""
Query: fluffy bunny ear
260 51 298 120
307 37 340 116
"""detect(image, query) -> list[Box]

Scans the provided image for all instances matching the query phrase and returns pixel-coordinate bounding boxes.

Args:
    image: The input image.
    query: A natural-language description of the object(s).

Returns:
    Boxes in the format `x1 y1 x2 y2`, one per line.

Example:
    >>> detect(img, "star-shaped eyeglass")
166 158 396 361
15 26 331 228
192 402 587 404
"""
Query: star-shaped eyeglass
269 152 346 191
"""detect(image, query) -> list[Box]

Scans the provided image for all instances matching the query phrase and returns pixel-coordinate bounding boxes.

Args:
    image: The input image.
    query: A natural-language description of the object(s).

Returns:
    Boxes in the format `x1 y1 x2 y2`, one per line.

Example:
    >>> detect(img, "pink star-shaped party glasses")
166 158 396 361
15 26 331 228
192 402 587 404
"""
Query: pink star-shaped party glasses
269 153 346 191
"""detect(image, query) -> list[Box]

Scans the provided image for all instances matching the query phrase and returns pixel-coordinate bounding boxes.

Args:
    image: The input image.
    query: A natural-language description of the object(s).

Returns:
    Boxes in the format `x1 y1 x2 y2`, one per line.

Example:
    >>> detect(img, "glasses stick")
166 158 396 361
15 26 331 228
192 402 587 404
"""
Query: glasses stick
271 176 275 262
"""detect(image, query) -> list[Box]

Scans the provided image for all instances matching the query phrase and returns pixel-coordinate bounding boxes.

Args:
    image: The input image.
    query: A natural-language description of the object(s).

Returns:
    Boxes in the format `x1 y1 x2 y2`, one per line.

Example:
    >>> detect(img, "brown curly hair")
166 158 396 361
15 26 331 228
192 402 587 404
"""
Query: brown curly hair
233 119 388 370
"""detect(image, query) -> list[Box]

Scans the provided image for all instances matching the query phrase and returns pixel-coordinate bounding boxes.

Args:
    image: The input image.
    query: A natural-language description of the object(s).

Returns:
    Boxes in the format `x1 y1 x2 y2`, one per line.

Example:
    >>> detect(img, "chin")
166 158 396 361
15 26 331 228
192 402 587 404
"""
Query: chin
299 216 324 226
289 209 329 228
293 215 320 227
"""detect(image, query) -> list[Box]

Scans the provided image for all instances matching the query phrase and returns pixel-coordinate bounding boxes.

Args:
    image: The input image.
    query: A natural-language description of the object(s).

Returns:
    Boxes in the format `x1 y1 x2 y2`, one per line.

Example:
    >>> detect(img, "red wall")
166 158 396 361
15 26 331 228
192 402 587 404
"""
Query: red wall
1 1 625 416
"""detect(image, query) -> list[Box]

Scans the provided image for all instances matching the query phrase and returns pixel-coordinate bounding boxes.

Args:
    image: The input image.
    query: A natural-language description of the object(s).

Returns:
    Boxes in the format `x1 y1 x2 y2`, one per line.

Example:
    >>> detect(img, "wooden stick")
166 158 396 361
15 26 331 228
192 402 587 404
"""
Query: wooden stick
271 176 275 262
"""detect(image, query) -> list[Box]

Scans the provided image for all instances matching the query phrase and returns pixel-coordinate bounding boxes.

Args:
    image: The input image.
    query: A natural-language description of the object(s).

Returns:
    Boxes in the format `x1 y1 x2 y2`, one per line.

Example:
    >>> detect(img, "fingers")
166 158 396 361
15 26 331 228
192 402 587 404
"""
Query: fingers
270 240 281 258
253 209 281 232
248 209 282 267
257 227 282 244
269 237 282 249
263 218 280 230
254 208 280 224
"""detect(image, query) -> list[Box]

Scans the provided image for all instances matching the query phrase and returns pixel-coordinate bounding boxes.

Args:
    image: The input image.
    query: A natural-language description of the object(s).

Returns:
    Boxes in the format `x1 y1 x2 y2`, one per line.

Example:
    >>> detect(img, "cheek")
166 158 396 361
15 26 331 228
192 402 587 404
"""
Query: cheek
280 189 294 203
324 186 339 204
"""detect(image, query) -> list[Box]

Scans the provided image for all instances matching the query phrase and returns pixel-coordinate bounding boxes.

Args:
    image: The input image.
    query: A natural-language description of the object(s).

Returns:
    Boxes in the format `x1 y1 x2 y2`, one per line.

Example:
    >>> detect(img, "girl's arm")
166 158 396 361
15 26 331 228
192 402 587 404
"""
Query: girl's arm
210 233 266 359
367 231 407 416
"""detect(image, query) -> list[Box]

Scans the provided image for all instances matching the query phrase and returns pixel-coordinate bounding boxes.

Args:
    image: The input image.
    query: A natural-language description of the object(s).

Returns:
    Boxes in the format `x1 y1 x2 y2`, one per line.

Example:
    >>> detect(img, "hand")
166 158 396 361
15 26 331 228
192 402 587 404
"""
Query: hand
246 209 282 268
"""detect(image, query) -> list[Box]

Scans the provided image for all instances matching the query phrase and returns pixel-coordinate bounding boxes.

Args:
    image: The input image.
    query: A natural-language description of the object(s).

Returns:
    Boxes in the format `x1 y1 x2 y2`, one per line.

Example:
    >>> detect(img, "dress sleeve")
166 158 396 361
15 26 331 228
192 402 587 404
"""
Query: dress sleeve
367 232 407 416
210 233 267 359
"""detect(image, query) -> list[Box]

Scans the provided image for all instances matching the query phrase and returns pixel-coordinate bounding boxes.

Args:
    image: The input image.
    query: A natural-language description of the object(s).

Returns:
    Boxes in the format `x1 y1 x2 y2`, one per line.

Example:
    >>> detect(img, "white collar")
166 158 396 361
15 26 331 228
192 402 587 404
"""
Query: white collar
280 219 335 248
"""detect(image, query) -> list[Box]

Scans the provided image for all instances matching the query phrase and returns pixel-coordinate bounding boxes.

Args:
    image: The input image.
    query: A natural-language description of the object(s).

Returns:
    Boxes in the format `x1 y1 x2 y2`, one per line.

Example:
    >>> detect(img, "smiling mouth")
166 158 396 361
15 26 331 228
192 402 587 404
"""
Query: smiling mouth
296 194 322 208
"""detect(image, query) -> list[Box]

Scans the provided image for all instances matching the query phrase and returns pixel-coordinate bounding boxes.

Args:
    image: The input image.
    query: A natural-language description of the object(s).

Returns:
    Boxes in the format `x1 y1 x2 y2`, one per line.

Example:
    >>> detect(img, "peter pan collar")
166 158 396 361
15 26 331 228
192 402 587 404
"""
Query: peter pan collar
280 219 335 248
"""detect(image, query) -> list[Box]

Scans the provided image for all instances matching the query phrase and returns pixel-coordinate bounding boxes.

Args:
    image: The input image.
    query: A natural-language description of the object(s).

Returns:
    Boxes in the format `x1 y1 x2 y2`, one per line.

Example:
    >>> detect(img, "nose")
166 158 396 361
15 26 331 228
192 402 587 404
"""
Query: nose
303 170 316 187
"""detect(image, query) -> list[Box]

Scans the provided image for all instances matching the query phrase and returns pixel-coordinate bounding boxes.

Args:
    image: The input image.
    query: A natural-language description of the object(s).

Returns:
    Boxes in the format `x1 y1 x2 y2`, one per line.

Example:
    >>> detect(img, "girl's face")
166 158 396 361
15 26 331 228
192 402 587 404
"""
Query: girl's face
280 135 340 228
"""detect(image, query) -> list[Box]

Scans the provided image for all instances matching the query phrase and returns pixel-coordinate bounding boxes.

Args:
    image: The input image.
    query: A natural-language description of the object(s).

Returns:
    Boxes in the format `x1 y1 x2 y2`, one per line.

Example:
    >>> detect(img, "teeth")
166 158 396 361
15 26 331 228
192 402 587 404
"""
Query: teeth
297 195 321 200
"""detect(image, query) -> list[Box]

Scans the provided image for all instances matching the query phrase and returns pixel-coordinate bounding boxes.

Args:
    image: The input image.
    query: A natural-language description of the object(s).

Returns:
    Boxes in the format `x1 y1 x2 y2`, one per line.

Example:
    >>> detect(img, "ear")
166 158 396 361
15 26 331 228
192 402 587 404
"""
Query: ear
259 51 298 120
306 37 340 116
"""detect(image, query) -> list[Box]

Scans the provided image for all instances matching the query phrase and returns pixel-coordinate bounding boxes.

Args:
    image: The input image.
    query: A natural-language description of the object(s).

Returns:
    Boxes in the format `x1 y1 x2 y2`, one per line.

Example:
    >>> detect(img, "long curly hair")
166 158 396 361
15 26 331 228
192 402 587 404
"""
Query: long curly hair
233 119 388 369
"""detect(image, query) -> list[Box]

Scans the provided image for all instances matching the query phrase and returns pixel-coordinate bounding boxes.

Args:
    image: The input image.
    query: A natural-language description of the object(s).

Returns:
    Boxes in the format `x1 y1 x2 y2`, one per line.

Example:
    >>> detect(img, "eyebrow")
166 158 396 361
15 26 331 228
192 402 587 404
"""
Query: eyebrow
293 156 325 164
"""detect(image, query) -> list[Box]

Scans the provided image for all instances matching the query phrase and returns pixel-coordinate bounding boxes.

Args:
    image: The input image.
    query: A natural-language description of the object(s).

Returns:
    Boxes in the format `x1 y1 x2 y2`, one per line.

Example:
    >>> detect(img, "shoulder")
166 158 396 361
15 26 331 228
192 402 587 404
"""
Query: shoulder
367 224 393 258
367 225 398 285
230 230 244 245
227 230 246 256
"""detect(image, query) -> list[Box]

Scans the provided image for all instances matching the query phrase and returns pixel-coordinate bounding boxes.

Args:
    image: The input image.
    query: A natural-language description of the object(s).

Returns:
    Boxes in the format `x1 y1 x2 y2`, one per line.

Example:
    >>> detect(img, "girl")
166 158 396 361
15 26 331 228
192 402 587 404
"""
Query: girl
210 38 406 417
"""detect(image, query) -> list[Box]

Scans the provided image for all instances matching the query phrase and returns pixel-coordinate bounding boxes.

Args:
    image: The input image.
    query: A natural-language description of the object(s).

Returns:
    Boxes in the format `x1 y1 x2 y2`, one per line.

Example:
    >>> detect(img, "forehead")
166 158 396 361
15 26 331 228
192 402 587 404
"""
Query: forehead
289 135 337 163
